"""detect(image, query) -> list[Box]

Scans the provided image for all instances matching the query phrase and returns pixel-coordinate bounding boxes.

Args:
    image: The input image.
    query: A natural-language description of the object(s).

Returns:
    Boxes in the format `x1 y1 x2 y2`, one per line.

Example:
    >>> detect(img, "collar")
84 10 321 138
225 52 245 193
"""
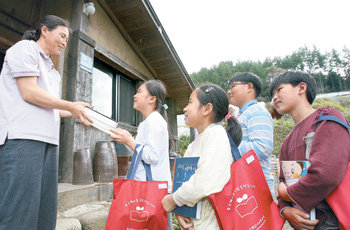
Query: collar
239 100 257 115
34 41 50 60
34 41 55 70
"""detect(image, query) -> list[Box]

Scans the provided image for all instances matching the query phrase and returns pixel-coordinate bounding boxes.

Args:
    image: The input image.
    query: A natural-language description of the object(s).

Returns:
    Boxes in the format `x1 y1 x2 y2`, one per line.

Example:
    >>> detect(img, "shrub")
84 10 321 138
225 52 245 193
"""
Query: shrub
178 135 191 157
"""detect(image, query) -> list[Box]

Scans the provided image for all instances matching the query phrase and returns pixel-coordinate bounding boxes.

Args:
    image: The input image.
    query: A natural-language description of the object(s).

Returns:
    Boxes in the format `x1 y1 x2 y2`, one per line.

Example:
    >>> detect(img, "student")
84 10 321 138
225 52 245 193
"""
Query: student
110 80 173 229
228 72 275 196
270 70 350 229
162 84 242 229
0 15 91 230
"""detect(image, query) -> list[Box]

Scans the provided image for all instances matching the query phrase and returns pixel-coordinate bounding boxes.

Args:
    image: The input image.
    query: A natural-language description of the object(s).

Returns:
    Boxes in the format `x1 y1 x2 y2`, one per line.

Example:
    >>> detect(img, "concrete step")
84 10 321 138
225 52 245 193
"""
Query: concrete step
58 183 113 212
56 201 111 230
56 183 113 230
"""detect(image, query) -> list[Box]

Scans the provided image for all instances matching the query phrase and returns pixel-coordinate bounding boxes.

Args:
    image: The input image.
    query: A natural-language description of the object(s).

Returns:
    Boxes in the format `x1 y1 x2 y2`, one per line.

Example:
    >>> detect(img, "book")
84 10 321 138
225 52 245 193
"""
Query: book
280 160 316 220
84 107 118 135
172 157 201 219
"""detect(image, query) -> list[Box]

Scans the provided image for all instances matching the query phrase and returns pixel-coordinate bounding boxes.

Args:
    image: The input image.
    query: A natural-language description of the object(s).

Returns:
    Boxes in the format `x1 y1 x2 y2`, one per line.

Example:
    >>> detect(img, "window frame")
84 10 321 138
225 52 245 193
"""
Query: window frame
92 58 136 126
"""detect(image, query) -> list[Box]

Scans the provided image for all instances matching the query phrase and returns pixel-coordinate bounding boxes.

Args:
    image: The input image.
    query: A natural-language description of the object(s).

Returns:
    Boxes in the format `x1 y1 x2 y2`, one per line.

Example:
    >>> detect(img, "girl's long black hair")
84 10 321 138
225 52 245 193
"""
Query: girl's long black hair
144 80 174 151
196 84 242 146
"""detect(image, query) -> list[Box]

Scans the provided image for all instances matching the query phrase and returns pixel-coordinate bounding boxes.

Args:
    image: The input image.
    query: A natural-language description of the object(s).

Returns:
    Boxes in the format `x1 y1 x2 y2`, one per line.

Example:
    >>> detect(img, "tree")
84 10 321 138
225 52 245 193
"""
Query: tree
189 45 350 100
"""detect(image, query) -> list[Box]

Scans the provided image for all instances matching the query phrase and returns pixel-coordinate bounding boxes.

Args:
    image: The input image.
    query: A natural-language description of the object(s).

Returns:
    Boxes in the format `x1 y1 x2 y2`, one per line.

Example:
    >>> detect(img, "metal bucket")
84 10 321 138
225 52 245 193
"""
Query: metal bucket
93 141 118 182
72 147 94 185
114 142 132 178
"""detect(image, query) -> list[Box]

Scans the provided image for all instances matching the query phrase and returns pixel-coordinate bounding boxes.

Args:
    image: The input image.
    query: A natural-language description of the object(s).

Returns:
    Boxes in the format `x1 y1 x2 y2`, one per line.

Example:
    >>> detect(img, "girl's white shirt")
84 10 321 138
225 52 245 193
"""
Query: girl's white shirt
133 111 172 193
173 124 233 229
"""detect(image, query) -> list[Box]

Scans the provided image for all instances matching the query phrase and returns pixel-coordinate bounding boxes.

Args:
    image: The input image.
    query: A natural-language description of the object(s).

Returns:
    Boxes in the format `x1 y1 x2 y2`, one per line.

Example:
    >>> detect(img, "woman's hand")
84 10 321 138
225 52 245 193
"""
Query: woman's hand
67 101 92 126
110 128 136 150
162 194 177 212
278 182 292 202
175 214 194 230
16 76 92 126
59 110 72 117
282 207 319 230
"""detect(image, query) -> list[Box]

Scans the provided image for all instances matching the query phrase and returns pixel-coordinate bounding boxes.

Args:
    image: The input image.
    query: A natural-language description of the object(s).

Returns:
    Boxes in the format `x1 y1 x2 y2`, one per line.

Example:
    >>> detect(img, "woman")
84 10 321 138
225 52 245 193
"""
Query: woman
0 15 91 229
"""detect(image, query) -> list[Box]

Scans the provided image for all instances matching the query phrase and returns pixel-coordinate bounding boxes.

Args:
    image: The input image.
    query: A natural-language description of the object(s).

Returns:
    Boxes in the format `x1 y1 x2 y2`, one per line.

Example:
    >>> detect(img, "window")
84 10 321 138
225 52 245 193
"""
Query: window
118 75 136 125
92 63 113 118
92 59 136 126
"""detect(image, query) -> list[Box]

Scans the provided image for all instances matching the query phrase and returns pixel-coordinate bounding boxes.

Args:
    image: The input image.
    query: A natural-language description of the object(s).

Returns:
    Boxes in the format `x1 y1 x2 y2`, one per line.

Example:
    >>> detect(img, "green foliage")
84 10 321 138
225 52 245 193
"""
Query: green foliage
272 96 350 157
172 214 181 230
178 134 191 157
312 97 350 121
190 46 350 99
273 116 294 157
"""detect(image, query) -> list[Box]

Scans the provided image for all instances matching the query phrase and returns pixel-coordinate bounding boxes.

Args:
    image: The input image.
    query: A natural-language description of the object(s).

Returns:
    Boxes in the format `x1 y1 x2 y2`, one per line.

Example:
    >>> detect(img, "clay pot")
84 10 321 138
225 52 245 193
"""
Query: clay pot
93 141 118 182
72 147 93 185
114 142 132 178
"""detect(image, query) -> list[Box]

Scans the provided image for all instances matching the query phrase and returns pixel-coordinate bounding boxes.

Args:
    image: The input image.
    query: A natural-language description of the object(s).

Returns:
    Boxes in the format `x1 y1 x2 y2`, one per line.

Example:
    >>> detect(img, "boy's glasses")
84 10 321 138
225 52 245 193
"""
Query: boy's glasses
229 82 248 90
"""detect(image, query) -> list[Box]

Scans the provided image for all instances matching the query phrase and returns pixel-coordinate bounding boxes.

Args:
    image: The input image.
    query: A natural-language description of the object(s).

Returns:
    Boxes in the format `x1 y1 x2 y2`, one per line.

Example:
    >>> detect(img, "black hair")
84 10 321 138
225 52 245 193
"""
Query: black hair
196 84 242 146
269 71 317 104
22 15 69 41
228 72 262 98
144 80 174 150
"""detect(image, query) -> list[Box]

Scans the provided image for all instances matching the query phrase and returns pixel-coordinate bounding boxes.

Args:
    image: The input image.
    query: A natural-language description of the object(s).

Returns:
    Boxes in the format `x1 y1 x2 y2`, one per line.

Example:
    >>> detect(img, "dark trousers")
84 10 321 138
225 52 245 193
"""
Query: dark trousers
0 139 58 230
316 208 339 230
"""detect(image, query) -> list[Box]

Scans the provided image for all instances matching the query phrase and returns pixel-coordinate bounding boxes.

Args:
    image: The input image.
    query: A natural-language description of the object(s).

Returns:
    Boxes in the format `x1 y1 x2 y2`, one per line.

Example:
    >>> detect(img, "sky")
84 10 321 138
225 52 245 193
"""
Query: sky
149 0 350 74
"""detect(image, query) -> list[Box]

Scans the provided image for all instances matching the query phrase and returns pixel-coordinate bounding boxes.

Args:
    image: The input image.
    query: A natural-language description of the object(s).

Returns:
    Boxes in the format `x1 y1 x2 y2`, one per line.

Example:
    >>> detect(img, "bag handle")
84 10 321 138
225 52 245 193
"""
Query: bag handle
226 131 241 161
127 144 153 181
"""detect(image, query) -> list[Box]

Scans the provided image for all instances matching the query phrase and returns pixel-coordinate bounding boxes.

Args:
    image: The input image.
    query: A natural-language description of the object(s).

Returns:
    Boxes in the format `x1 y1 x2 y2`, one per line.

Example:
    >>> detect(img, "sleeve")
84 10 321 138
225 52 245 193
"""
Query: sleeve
173 128 233 207
286 113 350 212
239 111 274 160
137 119 168 165
6 41 40 78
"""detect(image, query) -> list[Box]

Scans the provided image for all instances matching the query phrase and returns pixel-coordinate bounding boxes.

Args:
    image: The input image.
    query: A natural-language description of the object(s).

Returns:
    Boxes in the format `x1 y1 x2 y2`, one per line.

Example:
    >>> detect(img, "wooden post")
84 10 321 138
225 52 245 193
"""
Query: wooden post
59 1 96 182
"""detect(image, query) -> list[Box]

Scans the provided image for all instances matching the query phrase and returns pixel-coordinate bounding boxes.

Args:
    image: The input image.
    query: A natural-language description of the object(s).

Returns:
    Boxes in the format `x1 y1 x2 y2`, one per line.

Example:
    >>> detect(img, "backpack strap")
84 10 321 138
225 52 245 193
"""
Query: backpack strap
314 115 350 132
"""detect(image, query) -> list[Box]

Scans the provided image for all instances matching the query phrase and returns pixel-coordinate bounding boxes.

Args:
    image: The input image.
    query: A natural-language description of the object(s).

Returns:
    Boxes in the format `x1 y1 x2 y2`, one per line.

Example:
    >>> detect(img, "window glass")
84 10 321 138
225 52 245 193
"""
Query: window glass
92 66 113 117
118 75 136 125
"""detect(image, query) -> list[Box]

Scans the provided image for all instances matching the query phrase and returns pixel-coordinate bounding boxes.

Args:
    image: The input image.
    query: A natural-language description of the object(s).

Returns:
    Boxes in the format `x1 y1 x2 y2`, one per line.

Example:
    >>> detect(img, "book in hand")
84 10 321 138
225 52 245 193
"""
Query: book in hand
280 160 316 220
172 157 201 219
84 107 118 135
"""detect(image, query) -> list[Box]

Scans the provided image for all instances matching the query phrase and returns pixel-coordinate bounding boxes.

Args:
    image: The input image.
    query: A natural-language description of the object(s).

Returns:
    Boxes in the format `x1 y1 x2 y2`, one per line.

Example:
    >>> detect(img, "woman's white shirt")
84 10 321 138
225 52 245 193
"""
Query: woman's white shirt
0 40 61 145
133 111 172 193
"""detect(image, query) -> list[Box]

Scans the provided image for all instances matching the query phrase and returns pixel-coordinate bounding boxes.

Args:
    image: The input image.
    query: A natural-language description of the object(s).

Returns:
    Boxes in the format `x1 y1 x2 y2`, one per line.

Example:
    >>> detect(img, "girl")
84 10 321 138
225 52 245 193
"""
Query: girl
0 15 91 229
162 84 242 229
110 80 173 229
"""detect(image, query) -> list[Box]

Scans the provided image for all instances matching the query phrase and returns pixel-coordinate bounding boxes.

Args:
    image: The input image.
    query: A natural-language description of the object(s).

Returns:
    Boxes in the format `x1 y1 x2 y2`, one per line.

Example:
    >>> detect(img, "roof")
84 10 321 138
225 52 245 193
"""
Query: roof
100 0 195 114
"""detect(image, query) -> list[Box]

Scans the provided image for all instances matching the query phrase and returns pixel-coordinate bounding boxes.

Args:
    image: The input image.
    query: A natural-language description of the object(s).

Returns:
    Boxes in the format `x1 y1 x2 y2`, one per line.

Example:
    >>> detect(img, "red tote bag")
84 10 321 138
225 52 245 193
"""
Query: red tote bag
105 145 168 230
209 133 284 230
315 115 350 230
326 162 350 230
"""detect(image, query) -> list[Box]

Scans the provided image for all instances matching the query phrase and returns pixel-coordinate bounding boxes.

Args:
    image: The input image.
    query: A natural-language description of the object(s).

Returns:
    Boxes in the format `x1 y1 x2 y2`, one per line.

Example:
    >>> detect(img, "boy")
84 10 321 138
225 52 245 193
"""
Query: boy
270 71 350 229
228 72 275 196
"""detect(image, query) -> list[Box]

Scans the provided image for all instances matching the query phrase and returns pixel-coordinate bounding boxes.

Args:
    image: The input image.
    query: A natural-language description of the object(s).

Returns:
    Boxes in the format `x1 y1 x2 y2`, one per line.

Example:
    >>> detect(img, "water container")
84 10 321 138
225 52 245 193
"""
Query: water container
72 147 94 185
93 141 118 182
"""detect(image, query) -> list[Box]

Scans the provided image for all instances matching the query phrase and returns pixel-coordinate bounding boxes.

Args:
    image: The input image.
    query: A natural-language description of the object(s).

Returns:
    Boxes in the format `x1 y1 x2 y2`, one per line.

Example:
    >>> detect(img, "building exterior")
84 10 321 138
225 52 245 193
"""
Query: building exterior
0 0 195 183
